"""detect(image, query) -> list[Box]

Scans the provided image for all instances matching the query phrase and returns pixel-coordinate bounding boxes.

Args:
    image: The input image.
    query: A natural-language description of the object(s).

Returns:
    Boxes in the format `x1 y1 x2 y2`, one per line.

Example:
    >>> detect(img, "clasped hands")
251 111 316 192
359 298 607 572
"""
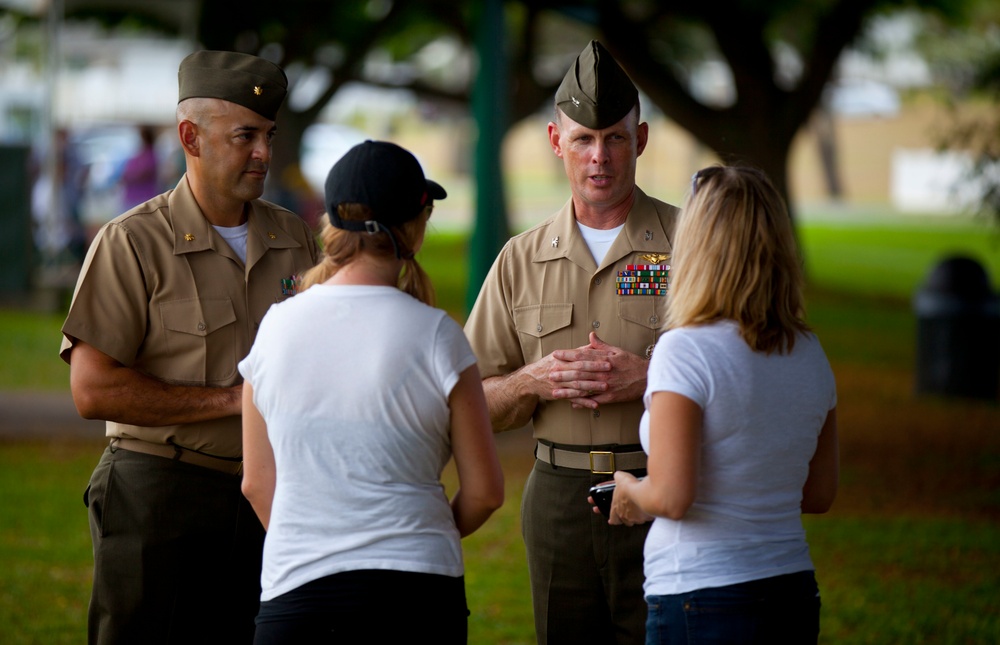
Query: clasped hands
525 332 647 409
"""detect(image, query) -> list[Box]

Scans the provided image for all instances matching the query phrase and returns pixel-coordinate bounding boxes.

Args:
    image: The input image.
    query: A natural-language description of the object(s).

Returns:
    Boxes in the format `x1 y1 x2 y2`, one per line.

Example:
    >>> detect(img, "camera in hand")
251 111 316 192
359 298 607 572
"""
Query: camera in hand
589 481 617 517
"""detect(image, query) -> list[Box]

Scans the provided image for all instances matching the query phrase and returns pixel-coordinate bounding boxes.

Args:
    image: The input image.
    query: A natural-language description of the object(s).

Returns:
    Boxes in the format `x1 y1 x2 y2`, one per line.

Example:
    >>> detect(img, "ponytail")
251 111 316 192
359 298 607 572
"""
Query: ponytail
298 206 434 307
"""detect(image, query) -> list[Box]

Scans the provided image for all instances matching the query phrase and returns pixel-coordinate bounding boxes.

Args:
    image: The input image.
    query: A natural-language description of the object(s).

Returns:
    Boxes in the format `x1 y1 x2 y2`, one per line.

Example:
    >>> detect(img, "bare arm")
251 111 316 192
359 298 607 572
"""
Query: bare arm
609 391 702 525
449 364 505 537
241 380 276 529
481 370 540 432
68 340 241 426
801 408 839 514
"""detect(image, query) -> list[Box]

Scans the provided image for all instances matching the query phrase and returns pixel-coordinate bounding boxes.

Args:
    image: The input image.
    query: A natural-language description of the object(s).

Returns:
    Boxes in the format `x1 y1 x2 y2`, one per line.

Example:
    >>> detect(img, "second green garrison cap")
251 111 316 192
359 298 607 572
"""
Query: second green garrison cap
555 40 638 130
178 50 288 121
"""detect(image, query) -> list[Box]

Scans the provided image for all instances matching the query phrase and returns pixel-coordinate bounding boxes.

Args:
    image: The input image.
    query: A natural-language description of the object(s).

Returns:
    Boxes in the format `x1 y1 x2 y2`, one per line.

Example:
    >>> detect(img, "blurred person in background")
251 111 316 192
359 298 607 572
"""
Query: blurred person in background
605 165 839 644
120 124 161 210
31 127 88 264
241 140 504 643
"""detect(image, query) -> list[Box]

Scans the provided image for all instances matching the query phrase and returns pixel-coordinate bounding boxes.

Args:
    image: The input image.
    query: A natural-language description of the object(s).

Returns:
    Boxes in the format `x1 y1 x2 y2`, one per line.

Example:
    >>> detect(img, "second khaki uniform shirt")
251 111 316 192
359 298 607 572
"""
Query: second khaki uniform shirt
60 175 318 458
466 187 679 447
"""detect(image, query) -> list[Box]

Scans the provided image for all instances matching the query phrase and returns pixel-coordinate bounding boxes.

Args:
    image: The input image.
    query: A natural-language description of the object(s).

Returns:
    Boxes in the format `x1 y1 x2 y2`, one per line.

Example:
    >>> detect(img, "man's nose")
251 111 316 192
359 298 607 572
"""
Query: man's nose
591 141 610 164
252 136 271 163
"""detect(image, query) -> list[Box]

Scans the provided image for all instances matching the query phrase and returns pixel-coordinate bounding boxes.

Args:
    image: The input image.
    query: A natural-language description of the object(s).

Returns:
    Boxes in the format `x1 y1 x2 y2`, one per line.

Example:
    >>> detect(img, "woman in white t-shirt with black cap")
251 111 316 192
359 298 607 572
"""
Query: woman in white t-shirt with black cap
240 140 504 643
601 165 839 644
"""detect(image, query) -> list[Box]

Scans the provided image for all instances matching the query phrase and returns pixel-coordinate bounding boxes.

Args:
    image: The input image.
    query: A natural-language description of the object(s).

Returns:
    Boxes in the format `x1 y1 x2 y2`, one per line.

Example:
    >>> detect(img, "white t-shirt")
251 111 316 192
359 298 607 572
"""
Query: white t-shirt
238 285 478 601
577 221 624 265
213 222 248 263
640 320 837 596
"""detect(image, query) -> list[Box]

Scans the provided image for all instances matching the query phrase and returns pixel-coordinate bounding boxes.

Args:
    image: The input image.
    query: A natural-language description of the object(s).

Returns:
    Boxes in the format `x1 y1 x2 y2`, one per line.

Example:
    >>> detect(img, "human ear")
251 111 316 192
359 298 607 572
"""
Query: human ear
636 122 649 158
547 122 563 157
178 121 200 157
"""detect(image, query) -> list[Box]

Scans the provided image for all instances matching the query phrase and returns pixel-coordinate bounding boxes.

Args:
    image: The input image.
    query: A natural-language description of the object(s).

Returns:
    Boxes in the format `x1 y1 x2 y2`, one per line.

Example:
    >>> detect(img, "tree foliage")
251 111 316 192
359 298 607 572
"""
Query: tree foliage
918 3 1000 225
14 0 997 229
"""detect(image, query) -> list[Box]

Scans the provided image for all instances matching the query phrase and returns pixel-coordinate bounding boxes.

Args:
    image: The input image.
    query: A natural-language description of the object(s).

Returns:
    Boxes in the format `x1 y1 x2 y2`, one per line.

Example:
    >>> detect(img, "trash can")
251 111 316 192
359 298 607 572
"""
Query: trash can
913 256 1000 401
0 144 33 302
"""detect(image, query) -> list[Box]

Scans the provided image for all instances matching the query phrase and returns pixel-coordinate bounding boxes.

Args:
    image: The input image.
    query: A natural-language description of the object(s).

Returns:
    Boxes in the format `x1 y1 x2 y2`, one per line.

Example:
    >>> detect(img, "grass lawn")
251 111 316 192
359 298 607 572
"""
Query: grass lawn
1 212 998 643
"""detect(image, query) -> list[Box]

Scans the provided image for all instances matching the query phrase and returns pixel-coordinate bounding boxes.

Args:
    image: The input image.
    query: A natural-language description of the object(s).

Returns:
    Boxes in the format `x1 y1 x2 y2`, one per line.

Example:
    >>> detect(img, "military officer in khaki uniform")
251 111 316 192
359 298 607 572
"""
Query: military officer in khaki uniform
60 51 318 644
465 41 679 644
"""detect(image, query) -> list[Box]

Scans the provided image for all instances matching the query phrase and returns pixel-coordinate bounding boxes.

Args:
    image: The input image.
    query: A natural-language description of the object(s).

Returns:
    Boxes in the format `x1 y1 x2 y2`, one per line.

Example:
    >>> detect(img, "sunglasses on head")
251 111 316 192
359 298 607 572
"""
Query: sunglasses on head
690 166 725 197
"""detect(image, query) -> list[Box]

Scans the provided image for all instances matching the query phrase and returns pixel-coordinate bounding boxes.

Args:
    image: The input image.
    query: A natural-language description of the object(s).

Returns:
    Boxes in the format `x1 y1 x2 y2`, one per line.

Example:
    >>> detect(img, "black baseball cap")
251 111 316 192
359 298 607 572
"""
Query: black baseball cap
324 140 447 232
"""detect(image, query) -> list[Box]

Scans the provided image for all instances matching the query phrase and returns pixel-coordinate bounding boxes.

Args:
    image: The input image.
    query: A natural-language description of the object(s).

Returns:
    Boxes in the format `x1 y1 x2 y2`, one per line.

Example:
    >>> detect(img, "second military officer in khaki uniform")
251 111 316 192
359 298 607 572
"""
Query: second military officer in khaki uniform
465 41 679 644
61 51 318 644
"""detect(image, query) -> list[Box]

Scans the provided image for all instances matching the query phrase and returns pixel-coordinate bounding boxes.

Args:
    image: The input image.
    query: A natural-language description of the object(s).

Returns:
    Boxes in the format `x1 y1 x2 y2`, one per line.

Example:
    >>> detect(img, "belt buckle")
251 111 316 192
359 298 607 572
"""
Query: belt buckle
589 450 615 474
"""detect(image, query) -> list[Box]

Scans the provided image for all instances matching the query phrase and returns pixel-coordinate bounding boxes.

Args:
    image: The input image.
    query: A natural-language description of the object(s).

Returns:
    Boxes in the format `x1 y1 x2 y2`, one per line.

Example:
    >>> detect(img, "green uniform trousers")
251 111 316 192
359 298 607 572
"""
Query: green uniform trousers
85 446 265 644
522 458 650 644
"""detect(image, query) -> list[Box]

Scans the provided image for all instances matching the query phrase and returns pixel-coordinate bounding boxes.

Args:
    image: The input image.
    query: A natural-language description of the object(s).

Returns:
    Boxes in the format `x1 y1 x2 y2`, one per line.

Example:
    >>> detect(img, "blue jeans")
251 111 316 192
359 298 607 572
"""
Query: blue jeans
645 570 820 644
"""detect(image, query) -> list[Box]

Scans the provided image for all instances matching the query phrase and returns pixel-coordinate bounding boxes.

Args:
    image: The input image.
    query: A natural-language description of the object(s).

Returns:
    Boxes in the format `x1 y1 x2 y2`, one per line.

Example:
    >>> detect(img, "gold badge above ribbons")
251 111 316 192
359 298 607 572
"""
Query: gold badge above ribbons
641 253 670 265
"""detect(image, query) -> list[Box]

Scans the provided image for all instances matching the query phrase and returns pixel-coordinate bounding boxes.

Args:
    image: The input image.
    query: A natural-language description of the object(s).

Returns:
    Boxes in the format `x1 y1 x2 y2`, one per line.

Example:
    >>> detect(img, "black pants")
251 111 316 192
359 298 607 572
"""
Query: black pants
253 569 469 644
85 446 265 645
522 459 650 645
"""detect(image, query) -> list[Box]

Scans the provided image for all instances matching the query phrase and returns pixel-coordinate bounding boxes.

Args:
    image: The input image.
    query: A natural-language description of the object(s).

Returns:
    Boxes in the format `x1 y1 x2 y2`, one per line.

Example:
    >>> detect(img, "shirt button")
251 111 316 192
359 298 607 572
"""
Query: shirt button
593 410 601 418
197 322 206 331
592 320 600 329
536 324 543 333
595 277 602 285
649 315 658 325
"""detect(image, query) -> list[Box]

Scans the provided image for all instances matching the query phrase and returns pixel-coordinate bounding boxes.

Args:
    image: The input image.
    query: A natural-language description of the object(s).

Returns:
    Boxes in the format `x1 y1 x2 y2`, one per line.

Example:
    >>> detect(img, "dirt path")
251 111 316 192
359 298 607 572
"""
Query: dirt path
0 390 104 440
0 390 538 455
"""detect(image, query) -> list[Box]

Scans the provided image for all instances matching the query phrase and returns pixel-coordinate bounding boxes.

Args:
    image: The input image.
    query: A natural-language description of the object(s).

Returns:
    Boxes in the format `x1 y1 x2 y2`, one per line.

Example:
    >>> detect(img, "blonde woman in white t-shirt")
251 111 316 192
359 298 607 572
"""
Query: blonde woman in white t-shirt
598 165 839 644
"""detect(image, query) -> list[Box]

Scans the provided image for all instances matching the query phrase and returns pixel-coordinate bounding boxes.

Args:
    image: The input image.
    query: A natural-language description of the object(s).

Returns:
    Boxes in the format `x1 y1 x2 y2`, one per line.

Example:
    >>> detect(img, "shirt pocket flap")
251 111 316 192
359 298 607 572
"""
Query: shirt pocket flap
513 303 573 339
618 297 663 330
160 298 236 337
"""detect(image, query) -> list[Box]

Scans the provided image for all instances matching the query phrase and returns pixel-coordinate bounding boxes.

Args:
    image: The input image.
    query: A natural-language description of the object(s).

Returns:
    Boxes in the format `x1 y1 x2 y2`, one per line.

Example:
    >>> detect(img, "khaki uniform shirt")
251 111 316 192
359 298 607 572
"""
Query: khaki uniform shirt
465 188 679 447
60 175 318 458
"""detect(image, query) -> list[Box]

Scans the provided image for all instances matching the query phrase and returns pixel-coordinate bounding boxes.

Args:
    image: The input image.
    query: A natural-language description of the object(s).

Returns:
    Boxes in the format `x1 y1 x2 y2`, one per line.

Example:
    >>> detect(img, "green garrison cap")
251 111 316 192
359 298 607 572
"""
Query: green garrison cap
178 50 288 121
555 40 638 129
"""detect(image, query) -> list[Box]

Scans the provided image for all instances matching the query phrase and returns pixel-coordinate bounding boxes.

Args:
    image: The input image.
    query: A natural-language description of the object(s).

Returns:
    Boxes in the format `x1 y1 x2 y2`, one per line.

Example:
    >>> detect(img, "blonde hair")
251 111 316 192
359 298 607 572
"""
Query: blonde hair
666 165 808 354
299 204 435 306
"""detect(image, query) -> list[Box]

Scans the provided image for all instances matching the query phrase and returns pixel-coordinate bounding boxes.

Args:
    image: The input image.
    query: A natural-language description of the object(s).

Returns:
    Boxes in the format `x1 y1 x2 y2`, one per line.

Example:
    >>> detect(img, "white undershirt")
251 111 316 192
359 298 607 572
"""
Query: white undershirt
577 222 624 265
213 222 249 264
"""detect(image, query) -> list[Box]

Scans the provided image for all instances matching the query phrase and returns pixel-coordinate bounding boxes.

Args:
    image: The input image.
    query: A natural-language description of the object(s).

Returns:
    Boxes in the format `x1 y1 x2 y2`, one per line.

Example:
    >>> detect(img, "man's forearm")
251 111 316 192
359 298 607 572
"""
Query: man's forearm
70 342 241 426
482 372 539 432
74 367 241 426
